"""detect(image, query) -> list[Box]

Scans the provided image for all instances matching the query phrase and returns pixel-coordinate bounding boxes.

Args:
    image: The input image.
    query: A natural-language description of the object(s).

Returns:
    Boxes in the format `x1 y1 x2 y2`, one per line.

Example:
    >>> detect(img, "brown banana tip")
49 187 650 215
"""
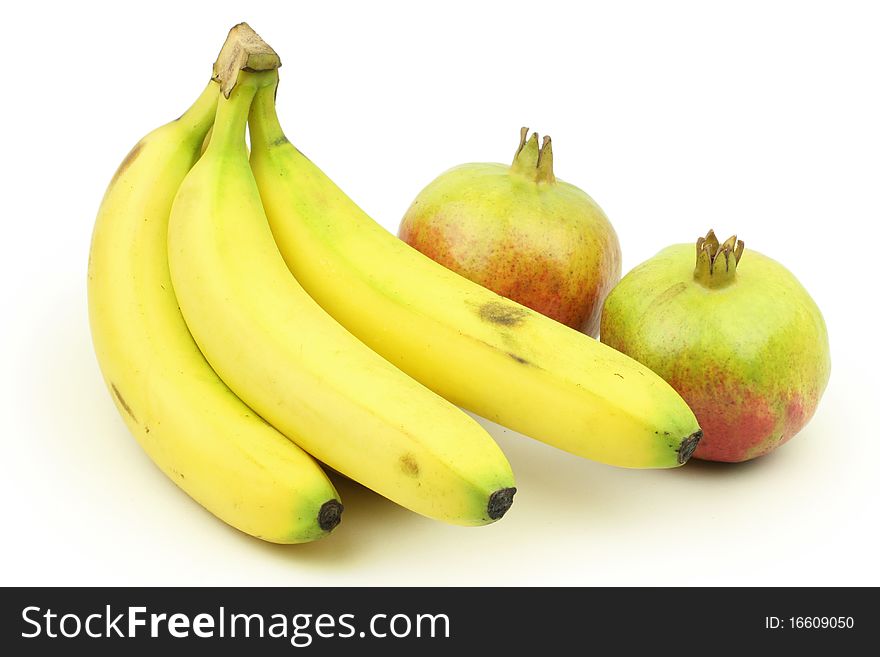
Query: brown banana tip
318 500 344 532
677 431 703 464
487 487 517 520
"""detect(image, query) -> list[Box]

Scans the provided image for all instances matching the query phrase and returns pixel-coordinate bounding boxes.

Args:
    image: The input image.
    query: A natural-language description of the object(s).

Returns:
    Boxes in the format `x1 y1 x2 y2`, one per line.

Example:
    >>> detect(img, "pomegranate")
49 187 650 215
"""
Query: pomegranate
600 230 830 462
399 128 621 336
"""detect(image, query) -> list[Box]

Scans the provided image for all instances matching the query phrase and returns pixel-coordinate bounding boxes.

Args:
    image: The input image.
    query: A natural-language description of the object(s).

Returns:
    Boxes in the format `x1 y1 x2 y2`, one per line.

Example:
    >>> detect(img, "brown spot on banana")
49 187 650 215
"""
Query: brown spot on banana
399 454 420 477
110 141 144 186
478 301 529 327
111 383 137 423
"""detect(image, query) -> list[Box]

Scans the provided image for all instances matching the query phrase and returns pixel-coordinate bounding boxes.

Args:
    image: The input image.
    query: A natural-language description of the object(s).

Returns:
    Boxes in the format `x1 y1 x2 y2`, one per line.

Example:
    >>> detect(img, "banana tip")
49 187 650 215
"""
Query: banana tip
318 499 344 532
487 487 517 520
677 430 703 464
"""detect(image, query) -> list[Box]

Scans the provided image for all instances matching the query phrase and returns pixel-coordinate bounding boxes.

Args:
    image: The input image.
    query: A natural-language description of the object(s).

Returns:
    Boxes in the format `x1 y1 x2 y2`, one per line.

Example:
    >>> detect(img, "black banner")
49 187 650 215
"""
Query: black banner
0 587 870 654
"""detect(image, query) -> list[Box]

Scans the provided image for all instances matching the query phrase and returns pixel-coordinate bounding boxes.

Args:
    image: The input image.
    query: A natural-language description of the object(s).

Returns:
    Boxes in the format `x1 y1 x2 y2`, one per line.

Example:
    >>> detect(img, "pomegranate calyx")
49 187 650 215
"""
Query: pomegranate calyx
694 229 745 288
510 127 556 184
536 136 555 183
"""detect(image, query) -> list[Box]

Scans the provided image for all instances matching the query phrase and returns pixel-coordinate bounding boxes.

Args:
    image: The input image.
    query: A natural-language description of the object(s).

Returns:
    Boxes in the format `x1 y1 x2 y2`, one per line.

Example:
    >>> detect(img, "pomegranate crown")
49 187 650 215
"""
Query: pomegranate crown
510 127 556 183
694 230 744 287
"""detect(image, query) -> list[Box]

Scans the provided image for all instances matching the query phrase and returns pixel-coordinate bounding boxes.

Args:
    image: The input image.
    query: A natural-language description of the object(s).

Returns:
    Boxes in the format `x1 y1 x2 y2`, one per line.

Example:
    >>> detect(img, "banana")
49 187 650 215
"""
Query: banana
167 68 516 526
88 79 342 544
248 84 704 469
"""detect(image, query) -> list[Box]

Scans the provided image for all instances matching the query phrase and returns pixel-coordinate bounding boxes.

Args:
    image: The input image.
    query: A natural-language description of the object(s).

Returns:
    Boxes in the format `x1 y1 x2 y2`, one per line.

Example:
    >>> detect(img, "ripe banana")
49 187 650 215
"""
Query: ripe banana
167 69 516 526
88 80 342 544
248 83 703 469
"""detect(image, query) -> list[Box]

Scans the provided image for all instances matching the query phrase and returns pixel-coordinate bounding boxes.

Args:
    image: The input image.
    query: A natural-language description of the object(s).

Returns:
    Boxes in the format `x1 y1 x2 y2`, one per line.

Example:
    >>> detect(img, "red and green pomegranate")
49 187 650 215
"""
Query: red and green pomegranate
600 230 830 462
399 128 621 336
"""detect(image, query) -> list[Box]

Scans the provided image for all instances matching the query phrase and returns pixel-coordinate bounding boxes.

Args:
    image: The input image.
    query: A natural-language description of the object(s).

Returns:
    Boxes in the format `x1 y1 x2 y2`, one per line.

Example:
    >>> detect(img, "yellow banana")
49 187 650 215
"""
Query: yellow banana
248 83 703 469
167 68 516 526
88 80 342 544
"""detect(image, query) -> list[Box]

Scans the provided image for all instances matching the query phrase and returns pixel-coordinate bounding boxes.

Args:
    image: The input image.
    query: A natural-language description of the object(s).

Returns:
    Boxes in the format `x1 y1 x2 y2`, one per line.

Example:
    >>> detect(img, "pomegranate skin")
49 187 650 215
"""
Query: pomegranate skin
399 130 621 336
600 233 830 463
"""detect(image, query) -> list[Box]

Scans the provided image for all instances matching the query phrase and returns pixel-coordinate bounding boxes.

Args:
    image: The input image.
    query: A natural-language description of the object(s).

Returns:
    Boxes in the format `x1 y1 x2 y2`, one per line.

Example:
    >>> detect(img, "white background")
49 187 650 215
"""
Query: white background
3 0 879 586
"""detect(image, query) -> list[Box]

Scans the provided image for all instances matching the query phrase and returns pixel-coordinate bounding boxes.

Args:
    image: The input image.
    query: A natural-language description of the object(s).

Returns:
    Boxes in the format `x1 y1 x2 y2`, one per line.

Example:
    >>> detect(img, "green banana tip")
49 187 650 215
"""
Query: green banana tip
318 499 344 532
487 487 517 520
677 430 703 464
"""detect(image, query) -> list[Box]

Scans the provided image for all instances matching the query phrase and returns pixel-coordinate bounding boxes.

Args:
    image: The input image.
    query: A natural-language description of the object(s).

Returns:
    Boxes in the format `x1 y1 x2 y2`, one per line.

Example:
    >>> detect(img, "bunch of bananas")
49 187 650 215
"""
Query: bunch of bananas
88 24 702 544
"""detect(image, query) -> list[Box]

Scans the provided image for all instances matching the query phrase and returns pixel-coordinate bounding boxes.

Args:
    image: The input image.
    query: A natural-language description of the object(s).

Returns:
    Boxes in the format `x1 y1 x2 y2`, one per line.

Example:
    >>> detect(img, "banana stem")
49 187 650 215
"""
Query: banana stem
207 71 278 155
249 82 287 148
208 80 256 155
177 81 220 137
203 22 282 154
213 23 281 98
